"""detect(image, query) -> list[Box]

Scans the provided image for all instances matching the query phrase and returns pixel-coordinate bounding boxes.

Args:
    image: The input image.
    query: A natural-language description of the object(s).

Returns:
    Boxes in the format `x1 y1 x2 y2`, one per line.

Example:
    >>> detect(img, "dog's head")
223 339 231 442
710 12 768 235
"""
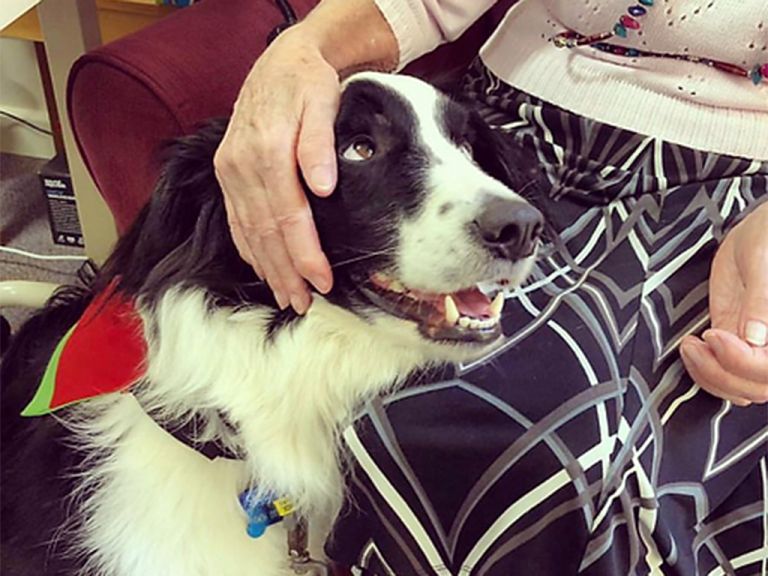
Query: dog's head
106 73 544 357
310 72 544 348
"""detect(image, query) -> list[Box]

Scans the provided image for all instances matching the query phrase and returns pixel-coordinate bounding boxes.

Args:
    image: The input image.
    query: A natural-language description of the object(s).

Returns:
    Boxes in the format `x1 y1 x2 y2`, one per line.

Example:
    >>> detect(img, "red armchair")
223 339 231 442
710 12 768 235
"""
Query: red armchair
67 0 514 235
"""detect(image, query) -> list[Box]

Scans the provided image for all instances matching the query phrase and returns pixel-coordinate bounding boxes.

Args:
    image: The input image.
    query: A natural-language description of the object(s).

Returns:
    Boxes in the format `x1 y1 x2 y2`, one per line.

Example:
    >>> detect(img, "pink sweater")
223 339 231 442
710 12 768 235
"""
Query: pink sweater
373 0 768 160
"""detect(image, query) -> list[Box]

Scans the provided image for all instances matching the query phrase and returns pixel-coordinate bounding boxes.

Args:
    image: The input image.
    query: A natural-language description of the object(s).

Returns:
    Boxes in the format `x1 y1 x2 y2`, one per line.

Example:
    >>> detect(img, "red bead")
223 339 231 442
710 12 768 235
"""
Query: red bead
761 64 768 78
620 15 641 29
715 61 748 76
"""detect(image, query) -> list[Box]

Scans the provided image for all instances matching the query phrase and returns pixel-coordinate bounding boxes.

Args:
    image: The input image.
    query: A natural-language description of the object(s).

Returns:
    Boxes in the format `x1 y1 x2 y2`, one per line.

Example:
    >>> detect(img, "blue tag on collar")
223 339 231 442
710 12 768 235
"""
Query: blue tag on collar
238 489 295 538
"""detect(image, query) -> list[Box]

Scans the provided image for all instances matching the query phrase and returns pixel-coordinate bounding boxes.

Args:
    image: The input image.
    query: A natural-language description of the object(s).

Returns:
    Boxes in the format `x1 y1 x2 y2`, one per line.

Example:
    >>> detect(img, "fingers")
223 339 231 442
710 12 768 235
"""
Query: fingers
297 92 340 198
216 150 294 310
703 329 768 384
739 276 768 347
217 123 331 314
222 193 264 278
699 202 768 403
681 336 767 405
212 40 341 314
735 202 768 346
259 133 333 299
259 226 312 313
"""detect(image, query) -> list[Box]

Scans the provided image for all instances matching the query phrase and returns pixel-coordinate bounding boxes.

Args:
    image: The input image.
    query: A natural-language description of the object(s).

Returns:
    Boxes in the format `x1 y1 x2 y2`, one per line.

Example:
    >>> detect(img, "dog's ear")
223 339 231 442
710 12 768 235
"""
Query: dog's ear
99 118 245 296
468 111 543 200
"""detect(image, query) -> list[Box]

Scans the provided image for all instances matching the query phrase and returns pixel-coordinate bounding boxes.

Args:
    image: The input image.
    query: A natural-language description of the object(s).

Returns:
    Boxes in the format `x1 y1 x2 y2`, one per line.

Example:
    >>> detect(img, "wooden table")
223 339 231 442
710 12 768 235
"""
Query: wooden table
3 0 177 44
1 0 178 264
1 0 41 32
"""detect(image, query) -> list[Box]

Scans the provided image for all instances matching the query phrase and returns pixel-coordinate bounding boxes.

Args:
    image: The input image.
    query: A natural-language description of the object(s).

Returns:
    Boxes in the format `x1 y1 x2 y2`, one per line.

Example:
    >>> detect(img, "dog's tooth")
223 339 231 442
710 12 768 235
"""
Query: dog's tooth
480 319 494 329
459 316 471 328
444 296 460 325
390 280 406 293
490 292 505 318
468 319 482 330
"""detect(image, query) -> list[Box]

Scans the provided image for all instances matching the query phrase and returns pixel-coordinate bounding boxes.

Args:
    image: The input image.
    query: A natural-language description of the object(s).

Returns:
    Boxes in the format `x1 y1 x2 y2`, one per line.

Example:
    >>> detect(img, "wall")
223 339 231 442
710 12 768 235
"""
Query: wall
0 37 55 159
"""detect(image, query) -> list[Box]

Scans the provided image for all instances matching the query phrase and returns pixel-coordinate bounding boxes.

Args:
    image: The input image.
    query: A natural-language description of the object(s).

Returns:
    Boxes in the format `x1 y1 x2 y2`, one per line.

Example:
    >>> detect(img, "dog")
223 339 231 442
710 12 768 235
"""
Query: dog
0 72 544 575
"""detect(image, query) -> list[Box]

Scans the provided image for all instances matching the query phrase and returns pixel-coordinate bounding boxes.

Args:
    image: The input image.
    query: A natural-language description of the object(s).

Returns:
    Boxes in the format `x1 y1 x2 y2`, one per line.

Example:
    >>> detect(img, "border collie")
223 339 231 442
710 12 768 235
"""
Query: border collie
1 72 543 575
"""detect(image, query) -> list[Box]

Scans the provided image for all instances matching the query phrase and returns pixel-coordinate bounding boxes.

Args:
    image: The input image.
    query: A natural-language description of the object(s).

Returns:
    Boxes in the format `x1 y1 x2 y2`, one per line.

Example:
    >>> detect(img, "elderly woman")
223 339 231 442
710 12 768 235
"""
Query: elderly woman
214 1 767 573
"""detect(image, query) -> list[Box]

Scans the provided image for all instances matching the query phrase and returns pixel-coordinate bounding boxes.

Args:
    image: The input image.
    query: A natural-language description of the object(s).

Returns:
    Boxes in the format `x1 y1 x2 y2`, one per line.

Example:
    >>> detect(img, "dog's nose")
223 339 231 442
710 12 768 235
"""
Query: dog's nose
475 198 544 260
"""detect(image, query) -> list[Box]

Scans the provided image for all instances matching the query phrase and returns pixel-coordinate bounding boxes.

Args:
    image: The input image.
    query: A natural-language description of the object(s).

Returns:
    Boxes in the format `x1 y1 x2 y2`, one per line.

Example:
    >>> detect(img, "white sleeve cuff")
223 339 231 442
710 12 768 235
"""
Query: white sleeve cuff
373 0 499 70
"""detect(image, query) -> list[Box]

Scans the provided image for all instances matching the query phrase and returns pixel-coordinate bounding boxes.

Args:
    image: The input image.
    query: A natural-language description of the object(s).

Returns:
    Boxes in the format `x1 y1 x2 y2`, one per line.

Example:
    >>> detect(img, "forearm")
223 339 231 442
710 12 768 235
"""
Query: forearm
281 0 399 76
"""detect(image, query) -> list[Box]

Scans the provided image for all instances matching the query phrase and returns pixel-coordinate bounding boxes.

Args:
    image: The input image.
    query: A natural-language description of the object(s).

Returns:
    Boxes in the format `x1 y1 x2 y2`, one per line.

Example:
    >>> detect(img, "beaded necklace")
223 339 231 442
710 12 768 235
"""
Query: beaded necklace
552 0 768 86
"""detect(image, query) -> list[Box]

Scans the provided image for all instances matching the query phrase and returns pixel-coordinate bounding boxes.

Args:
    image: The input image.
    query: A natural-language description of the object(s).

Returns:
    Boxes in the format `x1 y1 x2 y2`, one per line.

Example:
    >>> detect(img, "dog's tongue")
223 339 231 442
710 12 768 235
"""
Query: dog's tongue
451 288 492 317
370 274 493 318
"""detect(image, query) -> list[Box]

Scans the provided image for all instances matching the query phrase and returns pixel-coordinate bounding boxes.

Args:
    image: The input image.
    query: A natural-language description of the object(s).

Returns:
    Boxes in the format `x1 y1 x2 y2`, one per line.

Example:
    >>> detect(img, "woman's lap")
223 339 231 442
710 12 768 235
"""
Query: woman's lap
326 61 768 575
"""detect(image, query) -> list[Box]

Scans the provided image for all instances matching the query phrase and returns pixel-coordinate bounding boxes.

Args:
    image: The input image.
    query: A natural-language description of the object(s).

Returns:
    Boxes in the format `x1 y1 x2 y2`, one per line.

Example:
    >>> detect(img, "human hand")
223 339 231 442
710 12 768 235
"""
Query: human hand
681 202 768 406
214 26 339 314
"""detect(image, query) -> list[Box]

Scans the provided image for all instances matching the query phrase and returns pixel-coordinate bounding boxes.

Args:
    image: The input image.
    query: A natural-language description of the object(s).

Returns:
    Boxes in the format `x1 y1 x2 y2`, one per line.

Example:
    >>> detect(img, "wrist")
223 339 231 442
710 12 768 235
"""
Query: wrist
284 1 398 76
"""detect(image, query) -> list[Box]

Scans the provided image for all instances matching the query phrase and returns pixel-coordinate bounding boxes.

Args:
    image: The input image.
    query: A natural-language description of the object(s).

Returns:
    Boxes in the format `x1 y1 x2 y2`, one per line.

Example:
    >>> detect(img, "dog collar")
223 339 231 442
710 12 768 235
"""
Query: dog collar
163 412 243 461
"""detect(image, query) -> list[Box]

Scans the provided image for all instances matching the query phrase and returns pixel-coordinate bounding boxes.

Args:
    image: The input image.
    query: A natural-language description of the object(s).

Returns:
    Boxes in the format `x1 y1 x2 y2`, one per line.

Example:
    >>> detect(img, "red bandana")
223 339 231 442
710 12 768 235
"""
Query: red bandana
22 281 147 416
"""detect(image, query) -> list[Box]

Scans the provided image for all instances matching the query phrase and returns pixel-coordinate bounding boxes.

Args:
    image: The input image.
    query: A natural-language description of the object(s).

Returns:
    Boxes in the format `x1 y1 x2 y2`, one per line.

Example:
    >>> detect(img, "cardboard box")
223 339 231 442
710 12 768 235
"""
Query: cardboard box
38 154 84 247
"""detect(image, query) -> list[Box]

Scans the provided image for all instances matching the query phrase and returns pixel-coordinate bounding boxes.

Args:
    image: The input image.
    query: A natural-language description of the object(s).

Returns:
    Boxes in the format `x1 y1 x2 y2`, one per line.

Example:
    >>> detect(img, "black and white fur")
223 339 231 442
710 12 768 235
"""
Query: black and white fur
0 73 544 575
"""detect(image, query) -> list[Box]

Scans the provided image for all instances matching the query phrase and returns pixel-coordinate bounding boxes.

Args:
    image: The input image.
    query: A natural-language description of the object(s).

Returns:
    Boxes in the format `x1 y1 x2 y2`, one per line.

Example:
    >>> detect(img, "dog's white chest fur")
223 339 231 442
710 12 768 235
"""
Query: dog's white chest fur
81 396 296 576
74 289 453 575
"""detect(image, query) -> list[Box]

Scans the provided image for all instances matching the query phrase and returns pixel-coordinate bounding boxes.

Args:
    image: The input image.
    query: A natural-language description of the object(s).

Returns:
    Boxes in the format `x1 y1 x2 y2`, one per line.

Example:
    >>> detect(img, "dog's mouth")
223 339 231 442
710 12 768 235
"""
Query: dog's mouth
358 272 505 343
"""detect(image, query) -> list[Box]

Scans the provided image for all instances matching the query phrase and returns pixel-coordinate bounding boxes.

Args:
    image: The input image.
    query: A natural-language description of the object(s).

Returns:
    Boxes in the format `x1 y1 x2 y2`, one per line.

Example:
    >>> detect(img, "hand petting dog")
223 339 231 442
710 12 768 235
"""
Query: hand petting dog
681 202 768 406
214 28 338 315
214 0 399 315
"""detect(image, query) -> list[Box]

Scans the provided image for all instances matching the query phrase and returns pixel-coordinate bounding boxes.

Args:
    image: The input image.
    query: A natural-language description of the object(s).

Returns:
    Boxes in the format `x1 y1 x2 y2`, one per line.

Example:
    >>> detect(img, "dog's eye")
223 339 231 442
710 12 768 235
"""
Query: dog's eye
342 139 376 162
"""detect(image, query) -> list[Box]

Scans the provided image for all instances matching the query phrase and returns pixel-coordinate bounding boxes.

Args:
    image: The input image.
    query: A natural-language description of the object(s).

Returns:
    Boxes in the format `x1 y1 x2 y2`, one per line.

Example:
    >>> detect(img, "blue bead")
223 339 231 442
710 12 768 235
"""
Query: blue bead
628 5 647 16
638 0 654 5
750 66 763 85
627 48 640 57
246 521 267 538
613 23 628 38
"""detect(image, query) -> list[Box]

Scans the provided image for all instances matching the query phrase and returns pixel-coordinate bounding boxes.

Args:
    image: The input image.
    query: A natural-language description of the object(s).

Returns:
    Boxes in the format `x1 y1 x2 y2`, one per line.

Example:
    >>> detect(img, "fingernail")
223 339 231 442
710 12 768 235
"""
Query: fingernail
680 342 698 366
745 320 767 347
311 275 332 294
275 292 289 310
291 294 309 315
705 333 724 358
310 166 334 194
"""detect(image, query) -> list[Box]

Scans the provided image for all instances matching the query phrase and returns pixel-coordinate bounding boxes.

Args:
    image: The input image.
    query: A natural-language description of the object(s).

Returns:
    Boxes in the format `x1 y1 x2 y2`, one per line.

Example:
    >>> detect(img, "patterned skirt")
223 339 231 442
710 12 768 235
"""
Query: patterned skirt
326 60 768 576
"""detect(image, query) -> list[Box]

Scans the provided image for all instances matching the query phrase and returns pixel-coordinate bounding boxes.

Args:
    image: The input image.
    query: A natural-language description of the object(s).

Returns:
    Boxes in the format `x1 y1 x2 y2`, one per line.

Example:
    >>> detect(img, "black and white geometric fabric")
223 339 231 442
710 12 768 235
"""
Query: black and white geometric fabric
326 60 768 575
